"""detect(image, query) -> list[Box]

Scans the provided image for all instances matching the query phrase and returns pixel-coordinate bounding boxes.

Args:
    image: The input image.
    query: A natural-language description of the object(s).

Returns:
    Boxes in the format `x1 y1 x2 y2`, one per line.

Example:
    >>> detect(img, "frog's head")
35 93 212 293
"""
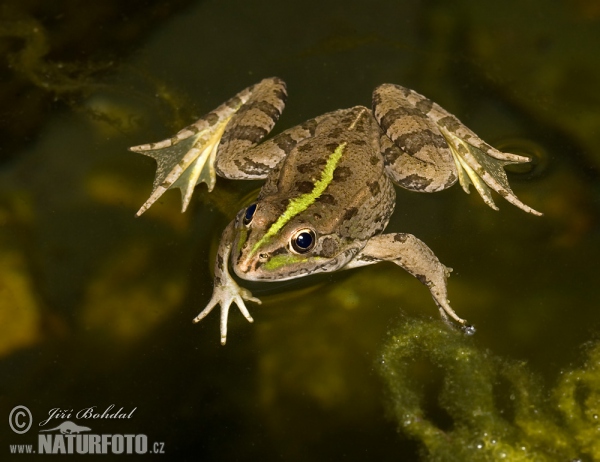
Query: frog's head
231 200 355 281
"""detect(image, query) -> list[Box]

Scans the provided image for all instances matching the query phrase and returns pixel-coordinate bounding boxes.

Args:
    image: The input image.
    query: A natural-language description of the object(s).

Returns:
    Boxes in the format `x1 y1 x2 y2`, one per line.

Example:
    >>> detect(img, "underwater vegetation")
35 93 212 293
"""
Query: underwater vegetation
0 1 194 162
379 318 600 461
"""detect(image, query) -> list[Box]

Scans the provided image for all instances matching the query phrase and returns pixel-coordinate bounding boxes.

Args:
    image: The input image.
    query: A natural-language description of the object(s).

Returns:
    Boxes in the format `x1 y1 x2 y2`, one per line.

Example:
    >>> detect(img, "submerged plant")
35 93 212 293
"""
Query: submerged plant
379 318 600 461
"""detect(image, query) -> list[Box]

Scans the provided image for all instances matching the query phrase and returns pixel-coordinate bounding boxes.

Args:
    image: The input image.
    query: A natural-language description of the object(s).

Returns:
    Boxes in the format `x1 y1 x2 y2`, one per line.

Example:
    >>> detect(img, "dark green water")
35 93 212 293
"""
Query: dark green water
2 0 600 460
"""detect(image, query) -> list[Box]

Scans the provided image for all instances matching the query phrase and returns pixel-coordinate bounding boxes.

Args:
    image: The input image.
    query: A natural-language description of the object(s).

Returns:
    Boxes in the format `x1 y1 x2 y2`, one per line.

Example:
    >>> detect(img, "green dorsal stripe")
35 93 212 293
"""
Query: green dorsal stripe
251 142 347 256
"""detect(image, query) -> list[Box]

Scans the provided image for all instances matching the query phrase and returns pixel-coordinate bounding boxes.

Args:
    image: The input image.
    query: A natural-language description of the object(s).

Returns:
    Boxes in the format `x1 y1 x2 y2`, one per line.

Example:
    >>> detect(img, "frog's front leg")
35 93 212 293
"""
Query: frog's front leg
131 77 287 216
192 221 260 345
373 84 541 216
345 233 473 333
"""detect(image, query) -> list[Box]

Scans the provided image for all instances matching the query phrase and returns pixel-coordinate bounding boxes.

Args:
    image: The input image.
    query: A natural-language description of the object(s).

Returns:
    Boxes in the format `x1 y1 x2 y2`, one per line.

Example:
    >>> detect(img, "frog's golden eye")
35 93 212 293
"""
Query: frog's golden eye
291 228 316 253
243 203 257 225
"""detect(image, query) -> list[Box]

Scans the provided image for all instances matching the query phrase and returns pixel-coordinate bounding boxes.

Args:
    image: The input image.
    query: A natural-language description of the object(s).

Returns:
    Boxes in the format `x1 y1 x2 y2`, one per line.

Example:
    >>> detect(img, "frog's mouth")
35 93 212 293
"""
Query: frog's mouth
234 249 310 281
234 247 356 282
234 255 257 277
233 247 277 275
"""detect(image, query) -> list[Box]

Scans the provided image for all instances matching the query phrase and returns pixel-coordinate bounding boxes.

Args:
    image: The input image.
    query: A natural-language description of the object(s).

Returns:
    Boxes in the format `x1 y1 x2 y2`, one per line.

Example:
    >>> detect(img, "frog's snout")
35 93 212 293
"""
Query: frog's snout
236 258 253 275
234 254 261 279
234 250 278 281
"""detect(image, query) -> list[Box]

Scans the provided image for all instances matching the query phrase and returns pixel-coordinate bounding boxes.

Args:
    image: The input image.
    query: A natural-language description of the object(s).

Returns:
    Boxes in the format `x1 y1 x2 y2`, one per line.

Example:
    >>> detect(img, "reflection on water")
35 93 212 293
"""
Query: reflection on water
1 0 600 460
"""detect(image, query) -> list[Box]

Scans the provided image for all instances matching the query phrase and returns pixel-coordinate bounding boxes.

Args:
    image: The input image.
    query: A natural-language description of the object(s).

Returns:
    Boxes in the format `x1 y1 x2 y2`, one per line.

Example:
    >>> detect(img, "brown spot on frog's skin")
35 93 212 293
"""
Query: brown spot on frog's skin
379 106 421 132
297 158 326 174
333 166 352 181
416 274 430 286
393 234 409 243
316 194 336 205
234 158 271 175
276 133 298 153
383 145 402 165
321 237 338 257
394 130 447 155
295 181 315 194
368 181 381 196
351 138 368 147
226 96 242 109
297 143 315 153
443 171 458 188
226 124 268 144
437 115 461 132
273 86 288 107
399 173 434 189
328 126 345 138
416 98 433 114
244 100 284 123
205 112 219 126
301 118 318 136
343 207 358 221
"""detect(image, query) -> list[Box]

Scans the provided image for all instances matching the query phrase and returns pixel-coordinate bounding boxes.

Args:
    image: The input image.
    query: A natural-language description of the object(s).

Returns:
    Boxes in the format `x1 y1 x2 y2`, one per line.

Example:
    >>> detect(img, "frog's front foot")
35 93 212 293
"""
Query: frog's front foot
193 281 261 345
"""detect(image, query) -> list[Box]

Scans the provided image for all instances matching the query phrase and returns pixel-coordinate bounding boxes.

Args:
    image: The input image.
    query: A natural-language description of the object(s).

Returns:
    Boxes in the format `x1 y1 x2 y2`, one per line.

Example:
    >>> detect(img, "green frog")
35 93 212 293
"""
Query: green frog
131 77 541 344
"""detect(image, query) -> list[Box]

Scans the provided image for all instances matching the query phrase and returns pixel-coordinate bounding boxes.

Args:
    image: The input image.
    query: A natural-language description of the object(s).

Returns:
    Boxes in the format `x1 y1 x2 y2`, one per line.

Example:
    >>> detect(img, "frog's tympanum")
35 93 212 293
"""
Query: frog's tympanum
131 78 541 344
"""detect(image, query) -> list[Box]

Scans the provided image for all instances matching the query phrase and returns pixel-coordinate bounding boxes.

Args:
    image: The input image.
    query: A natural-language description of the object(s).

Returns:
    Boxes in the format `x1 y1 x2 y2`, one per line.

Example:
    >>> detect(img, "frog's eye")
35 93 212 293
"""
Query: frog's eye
243 204 257 225
291 228 316 254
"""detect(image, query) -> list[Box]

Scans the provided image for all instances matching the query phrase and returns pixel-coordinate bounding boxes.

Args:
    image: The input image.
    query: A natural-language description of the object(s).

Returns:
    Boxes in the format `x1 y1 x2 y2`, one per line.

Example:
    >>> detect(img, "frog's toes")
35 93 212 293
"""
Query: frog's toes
238 287 262 305
232 295 256 324
193 283 260 345
192 298 219 324
132 124 231 215
439 126 542 216
217 295 257 345
131 104 248 216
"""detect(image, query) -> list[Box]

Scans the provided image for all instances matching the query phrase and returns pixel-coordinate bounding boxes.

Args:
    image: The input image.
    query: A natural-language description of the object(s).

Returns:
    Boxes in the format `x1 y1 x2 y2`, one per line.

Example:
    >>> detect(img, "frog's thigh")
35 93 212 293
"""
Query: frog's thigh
346 233 467 325
373 84 457 192
215 78 287 179
216 111 338 180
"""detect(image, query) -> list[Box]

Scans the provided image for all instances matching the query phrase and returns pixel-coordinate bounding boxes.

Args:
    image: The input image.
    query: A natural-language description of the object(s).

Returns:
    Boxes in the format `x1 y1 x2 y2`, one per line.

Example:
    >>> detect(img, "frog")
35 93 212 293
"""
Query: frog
131 77 541 344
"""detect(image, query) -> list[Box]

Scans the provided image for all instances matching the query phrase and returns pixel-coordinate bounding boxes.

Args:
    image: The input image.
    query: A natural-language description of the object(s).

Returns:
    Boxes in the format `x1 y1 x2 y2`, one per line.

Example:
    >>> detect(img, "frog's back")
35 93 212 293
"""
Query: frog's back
259 107 396 240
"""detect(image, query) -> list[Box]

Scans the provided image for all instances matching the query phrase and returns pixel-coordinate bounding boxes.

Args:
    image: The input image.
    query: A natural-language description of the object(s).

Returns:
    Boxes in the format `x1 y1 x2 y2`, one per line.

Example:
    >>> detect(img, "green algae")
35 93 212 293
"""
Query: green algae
379 318 600 461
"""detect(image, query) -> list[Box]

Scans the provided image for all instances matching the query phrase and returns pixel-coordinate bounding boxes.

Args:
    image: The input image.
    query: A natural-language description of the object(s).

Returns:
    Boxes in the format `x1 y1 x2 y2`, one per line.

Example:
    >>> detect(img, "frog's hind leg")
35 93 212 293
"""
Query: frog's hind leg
214 78 288 179
345 233 473 333
372 84 541 216
373 88 458 194
130 77 287 216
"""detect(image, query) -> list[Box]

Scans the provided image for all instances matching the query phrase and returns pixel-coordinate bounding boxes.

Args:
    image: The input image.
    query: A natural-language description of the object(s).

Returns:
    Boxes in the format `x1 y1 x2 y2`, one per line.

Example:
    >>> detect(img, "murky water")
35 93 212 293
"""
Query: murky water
2 0 600 460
